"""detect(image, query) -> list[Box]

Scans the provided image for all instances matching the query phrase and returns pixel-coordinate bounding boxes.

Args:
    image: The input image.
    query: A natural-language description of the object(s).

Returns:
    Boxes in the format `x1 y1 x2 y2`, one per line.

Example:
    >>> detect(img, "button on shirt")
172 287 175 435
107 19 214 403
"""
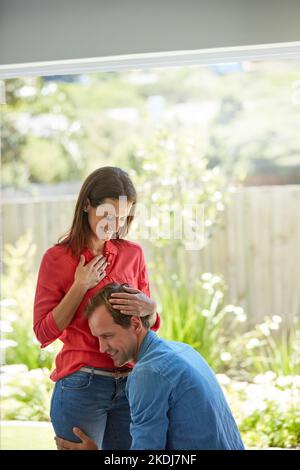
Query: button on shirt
33 239 160 382
126 331 245 450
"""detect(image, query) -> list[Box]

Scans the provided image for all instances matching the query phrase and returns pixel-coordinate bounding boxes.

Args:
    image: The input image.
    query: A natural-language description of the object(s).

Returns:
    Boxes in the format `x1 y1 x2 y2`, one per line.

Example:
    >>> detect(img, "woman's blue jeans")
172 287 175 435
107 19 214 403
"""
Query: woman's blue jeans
50 369 132 450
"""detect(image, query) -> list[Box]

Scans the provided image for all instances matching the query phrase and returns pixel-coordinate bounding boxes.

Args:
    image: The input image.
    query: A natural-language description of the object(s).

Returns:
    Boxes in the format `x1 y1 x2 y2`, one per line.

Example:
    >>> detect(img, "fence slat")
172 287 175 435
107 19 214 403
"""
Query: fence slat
2 187 300 326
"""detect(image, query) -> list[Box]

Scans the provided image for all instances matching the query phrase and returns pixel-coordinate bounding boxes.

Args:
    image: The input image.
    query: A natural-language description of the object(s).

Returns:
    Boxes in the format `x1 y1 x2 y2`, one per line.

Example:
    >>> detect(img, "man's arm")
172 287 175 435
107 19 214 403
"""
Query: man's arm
128 367 171 450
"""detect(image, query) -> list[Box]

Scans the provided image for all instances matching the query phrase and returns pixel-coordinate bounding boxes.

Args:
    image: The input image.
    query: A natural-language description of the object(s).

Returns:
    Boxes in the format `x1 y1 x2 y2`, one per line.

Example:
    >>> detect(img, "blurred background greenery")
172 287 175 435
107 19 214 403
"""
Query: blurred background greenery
1 61 300 449
2 62 300 189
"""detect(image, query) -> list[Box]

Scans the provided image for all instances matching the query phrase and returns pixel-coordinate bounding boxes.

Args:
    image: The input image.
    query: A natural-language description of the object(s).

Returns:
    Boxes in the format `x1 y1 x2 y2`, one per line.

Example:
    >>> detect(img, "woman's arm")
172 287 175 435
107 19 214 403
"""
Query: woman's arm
51 280 88 331
52 254 108 330
108 247 160 330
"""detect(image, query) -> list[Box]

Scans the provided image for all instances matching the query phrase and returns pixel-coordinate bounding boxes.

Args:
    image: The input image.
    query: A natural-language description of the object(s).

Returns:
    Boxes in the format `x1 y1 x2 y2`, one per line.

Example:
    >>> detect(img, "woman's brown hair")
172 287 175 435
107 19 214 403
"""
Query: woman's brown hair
57 167 137 257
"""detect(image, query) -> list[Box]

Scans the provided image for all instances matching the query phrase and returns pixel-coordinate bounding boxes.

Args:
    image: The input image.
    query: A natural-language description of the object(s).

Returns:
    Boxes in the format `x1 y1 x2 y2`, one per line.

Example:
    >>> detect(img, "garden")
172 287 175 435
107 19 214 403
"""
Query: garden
1 232 299 449
1 64 300 449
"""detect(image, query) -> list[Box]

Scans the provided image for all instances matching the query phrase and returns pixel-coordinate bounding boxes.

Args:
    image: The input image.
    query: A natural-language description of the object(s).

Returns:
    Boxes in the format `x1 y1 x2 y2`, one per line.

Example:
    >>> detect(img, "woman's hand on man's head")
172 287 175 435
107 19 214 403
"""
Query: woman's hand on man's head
108 286 157 317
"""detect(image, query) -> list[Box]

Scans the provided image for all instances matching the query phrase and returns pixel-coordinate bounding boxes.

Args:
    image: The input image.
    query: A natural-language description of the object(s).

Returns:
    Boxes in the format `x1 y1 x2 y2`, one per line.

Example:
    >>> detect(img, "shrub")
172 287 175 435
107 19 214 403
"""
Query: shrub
218 373 300 448
1 232 58 370
0 365 52 421
153 265 247 373
225 317 300 380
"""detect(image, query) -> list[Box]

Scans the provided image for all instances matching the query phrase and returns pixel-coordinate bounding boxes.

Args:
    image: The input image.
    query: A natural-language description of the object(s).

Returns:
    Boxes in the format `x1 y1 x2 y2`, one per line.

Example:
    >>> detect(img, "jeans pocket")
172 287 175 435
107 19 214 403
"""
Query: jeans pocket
62 371 92 390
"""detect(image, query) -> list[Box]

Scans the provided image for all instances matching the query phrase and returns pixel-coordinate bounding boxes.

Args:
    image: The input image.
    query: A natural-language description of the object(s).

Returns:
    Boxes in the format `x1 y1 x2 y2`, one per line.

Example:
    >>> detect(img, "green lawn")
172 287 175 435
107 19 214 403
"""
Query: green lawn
0 421 56 450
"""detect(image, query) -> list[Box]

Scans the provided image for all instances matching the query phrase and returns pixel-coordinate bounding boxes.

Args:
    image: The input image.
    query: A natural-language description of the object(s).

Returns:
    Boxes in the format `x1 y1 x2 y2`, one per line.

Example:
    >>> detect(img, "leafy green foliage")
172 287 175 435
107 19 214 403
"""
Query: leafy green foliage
152 262 300 380
226 318 300 379
154 265 245 372
1 365 52 421
1 231 58 370
219 373 300 448
128 128 231 249
3 62 300 188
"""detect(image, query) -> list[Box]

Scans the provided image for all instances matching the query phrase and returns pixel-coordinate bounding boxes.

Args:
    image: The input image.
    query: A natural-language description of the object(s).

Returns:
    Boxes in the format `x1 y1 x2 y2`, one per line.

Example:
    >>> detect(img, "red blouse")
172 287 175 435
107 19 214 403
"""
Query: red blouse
33 239 160 382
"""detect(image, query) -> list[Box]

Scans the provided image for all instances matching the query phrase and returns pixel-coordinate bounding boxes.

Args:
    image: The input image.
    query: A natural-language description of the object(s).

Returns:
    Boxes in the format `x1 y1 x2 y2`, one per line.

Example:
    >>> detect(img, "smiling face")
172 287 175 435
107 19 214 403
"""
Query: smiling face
88 305 139 367
86 197 133 242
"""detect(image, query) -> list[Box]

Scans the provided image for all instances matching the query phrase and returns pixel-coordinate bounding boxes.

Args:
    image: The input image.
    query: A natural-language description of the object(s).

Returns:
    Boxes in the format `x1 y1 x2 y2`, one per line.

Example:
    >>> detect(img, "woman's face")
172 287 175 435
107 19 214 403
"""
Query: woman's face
86 197 133 242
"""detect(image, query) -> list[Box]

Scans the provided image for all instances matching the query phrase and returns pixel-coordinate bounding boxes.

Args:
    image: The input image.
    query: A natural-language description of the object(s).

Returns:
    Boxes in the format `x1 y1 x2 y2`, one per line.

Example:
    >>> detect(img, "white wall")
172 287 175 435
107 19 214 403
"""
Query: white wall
0 0 300 66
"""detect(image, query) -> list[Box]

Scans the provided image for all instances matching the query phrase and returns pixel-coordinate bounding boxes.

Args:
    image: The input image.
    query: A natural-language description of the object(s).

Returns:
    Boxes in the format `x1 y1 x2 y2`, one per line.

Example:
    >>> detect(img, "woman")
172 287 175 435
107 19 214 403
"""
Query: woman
33 167 160 450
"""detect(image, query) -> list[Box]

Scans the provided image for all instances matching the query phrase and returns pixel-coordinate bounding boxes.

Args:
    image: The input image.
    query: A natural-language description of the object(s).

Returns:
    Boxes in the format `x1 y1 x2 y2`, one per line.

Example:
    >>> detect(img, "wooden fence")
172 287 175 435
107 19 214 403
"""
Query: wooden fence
2 186 300 326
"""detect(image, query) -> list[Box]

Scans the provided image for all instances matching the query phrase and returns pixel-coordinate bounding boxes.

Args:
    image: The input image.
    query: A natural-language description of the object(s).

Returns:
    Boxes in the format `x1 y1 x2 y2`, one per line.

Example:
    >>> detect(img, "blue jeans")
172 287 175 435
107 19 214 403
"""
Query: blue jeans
50 369 132 450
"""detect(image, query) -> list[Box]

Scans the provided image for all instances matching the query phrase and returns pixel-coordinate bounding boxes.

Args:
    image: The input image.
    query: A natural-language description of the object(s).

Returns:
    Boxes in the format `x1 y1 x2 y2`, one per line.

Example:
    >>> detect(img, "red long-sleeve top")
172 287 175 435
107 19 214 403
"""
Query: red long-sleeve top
33 239 160 382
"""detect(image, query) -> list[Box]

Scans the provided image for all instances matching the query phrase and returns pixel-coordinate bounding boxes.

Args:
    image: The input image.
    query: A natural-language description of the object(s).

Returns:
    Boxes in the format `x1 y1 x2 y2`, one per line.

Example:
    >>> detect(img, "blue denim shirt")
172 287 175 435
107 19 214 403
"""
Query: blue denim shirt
126 330 244 450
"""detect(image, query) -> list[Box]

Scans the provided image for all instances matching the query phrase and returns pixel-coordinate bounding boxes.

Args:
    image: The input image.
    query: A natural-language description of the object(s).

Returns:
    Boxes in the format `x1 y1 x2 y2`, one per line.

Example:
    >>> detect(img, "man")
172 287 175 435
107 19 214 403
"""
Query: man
55 283 244 450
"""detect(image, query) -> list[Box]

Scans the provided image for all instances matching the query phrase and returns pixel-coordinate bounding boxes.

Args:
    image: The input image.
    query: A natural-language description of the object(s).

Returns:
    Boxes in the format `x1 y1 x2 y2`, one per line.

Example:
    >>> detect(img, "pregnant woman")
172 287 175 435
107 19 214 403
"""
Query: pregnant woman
33 166 160 449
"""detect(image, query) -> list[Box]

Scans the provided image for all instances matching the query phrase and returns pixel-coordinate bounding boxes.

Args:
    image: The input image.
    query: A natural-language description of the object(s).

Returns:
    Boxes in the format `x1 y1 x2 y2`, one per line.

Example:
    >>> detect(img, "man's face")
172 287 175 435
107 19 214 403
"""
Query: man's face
88 305 138 367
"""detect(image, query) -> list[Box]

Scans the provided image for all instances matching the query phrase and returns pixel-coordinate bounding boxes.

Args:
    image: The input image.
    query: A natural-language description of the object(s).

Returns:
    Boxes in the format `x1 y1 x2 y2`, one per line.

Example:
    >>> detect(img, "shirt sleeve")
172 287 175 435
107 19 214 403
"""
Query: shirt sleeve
33 250 65 348
127 367 171 450
138 248 160 332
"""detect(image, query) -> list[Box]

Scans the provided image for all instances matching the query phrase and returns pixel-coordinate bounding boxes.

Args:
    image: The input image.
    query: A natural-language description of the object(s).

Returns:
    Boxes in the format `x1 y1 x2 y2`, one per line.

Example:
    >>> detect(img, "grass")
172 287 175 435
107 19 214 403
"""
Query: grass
0 421 56 450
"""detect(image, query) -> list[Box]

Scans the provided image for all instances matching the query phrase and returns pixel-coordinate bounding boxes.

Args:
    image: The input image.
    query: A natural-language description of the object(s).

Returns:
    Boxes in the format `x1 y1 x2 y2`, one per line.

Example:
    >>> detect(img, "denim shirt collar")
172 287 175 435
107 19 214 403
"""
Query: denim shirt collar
137 330 157 362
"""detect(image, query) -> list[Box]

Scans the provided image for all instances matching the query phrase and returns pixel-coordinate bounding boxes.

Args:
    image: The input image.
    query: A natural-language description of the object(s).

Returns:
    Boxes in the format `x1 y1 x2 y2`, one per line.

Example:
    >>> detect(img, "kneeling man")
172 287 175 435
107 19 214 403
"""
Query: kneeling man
56 283 244 450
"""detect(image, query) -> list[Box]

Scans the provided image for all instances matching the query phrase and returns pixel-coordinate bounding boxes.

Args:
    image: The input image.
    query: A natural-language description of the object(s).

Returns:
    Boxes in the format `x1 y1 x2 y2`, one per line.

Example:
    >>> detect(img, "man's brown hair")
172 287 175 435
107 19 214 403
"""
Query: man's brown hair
85 283 151 329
